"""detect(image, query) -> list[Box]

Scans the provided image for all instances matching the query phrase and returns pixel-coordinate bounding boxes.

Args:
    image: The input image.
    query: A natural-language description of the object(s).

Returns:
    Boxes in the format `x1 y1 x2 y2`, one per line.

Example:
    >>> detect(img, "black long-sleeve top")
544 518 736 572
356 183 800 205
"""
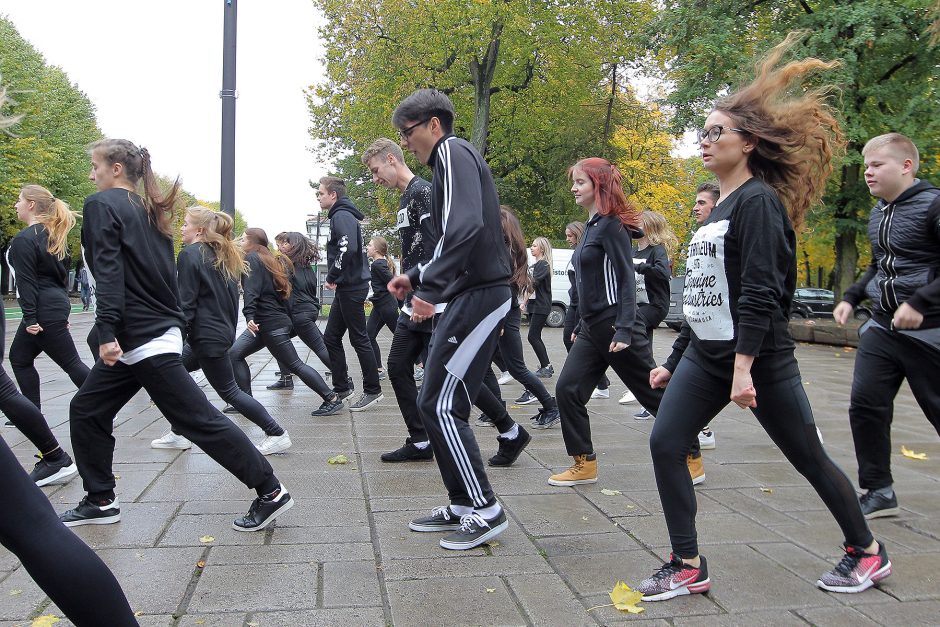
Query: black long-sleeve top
8 224 71 327
325 198 369 289
288 264 321 314
177 243 239 354
634 243 671 326
527 259 552 315
567 261 579 311
405 134 511 304
370 258 395 305
81 188 185 350
572 212 642 344
242 252 291 331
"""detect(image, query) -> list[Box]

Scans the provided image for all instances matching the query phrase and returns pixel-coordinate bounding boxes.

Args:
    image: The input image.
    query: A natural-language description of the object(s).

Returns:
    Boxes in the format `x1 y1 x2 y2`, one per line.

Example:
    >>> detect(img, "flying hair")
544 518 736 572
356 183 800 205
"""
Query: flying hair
20 184 77 260
185 206 247 282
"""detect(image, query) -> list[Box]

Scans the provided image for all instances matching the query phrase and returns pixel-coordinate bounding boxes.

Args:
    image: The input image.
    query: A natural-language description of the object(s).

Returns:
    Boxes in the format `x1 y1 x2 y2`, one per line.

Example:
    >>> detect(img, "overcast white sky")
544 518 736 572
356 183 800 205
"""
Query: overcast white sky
0 0 330 237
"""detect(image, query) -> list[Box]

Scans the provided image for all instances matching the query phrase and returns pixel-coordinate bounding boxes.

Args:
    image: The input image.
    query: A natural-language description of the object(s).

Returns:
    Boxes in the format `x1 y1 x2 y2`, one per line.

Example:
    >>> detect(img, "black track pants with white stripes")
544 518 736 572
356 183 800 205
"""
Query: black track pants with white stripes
417 286 511 509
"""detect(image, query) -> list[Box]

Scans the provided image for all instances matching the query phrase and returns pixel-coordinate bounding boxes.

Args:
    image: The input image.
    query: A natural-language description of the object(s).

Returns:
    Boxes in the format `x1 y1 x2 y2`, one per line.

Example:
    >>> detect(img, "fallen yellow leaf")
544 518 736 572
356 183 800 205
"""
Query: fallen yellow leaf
901 445 929 461
328 454 349 465
199 535 215 543
196 560 206 568
31 616 61 627
581 516 589 521
760 487 774 494
486 588 496 593
9 589 21 596
609 581 644 614
487 540 500 548
600 488 622 496
134 611 143 617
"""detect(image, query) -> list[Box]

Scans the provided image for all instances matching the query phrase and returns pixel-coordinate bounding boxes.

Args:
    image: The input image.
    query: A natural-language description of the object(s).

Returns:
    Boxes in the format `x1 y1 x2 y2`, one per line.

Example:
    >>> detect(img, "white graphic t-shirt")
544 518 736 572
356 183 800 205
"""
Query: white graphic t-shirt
683 219 733 340
634 258 648 304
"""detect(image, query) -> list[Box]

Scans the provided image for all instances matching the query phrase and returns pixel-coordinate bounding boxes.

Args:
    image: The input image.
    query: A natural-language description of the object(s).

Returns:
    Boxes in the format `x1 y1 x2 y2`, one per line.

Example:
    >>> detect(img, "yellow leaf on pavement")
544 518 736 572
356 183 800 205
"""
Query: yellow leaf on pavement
600 488 622 496
486 588 496 593
9 589 21 596
328 454 349 465
199 535 215 543
31 616 61 627
901 445 929 460
760 487 774 494
609 581 644 614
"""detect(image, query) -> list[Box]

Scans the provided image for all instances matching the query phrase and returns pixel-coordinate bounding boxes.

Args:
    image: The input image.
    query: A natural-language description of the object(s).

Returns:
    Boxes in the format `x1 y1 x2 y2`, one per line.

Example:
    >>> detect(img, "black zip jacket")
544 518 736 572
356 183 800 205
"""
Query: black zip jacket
8 224 71 327
634 243 671 326
527 259 552 315
370 258 395 305
843 179 940 329
177 242 239 352
567 261 579 311
81 188 185 350
242 252 291 331
289 264 321 313
325 197 369 290
572 212 642 344
405 134 511 304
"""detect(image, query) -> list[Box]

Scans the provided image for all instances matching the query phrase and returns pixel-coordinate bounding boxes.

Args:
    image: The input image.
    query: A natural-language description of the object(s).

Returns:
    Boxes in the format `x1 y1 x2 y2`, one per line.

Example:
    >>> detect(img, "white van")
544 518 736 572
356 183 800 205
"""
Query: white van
526 248 574 328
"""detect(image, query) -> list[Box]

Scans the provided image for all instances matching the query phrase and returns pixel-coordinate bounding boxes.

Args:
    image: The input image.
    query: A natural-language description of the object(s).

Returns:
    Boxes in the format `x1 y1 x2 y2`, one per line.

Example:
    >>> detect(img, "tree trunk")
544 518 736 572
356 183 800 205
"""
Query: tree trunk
469 21 502 156
830 161 862 298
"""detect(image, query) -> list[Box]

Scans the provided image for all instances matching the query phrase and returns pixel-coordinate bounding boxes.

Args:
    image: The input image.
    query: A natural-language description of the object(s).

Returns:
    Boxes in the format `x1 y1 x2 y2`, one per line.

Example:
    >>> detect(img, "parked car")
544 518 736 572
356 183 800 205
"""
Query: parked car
526 248 574 328
790 287 871 321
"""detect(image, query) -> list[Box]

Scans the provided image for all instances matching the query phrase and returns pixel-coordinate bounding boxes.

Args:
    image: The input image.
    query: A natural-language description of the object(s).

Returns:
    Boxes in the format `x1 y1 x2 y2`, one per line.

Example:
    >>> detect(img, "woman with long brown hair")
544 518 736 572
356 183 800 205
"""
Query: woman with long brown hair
366 235 400 379
229 227 342 415
639 35 889 600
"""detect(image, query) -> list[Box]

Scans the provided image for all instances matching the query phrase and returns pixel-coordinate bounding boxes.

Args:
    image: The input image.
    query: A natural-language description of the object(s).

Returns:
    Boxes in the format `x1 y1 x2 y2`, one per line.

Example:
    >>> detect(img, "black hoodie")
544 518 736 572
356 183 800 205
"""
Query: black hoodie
325 197 370 290
8 224 71 326
177 242 239 353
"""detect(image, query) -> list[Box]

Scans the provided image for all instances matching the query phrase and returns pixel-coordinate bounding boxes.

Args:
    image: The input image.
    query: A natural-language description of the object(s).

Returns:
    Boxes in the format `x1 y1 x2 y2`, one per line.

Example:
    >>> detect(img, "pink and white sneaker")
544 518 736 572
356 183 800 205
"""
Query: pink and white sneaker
637 554 711 601
817 542 891 593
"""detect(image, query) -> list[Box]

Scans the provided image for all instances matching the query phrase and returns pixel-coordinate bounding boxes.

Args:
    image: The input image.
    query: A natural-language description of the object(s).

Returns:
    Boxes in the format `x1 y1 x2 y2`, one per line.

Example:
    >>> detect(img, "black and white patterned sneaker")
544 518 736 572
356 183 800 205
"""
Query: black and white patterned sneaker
311 395 344 416
515 390 537 405
59 496 121 527
409 506 464 532
439 510 508 550
233 486 294 532
29 453 78 487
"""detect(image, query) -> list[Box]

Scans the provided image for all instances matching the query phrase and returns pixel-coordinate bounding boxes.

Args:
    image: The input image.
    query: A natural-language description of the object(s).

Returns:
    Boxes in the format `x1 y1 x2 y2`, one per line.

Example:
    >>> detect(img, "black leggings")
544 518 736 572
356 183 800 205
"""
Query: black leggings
649 354 873 558
496 305 553 407
274 307 331 377
183 344 284 435
0 436 137 626
231 327 332 399
367 296 400 370
9 321 90 411
0 364 61 456
527 312 550 368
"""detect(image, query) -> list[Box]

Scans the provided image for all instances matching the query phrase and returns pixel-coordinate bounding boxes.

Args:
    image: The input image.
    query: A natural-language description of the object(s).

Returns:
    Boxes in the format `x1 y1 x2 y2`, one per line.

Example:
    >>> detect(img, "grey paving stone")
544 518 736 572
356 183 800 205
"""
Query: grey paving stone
322 560 381 607
208 543 373 565
0 567 48 620
248 607 386 626
158 514 269 547
382 554 552 581
536 531 646 557
96 546 205 615
386 577 525 627
856 600 940 625
501 493 618 536
613 511 788 550
504 573 596 627
188 563 317 613
65 501 180 549
794 606 883 626
674 610 809 626
873 552 940 602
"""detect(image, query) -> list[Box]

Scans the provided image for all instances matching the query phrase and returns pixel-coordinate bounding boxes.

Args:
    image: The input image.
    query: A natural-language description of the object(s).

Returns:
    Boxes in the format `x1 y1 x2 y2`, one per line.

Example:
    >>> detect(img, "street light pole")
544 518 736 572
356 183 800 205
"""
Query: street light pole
220 0 237 217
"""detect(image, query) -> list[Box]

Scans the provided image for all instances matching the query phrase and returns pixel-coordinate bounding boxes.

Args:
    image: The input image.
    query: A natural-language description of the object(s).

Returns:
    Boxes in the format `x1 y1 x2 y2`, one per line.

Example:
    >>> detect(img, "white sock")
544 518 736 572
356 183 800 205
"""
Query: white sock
499 423 519 440
475 502 502 519
413 440 430 450
450 504 473 516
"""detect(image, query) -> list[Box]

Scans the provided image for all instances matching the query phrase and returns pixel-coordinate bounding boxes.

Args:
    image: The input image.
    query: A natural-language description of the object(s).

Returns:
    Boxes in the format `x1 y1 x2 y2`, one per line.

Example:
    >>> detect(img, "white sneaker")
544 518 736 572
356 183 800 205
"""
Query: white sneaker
497 371 513 385
256 432 292 456
590 388 610 399
619 390 637 405
151 432 192 450
698 429 716 450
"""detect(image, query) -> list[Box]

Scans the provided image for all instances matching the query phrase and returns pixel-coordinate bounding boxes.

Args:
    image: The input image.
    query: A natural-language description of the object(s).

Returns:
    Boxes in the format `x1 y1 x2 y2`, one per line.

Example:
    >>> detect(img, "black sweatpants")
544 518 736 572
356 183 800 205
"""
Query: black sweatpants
650 353 872 558
0 437 137 626
849 324 940 491
527 312 551 368
417 286 511 509
367 296 400 370
563 305 608 390
324 287 381 395
10 320 90 411
556 316 663 456
274 306 331 377
497 305 553 407
230 327 332 399
182 344 283 435
474 368 515 434
387 315 432 443
70 352 278 499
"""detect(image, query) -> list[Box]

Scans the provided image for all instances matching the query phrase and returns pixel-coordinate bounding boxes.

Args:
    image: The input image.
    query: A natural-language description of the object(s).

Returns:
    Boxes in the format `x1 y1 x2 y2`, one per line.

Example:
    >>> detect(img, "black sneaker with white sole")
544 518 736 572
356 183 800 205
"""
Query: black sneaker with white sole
532 405 560 429
311 395 344 416
29 453 78 487
59 496 121 527
409 505 464 532
515 390 537 405
232 486 294 531
488 427 531 466
439 509 508 550
859 490 899 520
350 392 384 412
476 413 495 427
381 441 434 463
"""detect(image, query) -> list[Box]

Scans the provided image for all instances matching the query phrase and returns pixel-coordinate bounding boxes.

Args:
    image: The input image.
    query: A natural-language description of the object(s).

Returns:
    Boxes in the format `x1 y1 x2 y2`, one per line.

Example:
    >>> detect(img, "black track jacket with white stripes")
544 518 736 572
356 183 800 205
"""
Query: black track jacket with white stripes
406 135 510 305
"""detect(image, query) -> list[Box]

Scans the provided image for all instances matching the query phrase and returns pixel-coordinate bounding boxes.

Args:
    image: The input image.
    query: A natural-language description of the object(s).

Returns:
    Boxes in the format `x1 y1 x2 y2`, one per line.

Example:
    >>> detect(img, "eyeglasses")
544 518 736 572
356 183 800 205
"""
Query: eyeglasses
398 118 431 139
697 125 747 143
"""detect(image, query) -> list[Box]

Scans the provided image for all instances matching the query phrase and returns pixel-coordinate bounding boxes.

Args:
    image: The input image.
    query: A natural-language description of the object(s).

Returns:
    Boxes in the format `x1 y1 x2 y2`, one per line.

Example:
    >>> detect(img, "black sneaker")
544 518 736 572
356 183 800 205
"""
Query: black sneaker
232 486 294 532
488 426 531 466
409 505 464 532
476 413 495 427
377 369 387 381
311 395 344 416
266 376 294 390
439 509 508 550
59 496 121 527
29 453 78 487
222 404 240 414
859 490 899 520
532 405 560 430
515 390 537 405
535 365 554 378
381 441 434 463
350 392 384 412
634 408 652 420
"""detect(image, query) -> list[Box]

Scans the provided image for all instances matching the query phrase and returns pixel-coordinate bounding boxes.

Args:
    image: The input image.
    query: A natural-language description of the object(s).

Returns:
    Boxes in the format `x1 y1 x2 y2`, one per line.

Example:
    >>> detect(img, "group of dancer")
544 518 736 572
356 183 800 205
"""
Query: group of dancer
9 33 940 624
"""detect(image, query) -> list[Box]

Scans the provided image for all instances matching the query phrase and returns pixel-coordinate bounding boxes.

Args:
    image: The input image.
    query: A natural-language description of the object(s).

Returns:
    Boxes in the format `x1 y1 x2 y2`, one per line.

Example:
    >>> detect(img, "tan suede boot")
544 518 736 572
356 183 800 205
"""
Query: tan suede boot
688 453 705 485
548 454 598 486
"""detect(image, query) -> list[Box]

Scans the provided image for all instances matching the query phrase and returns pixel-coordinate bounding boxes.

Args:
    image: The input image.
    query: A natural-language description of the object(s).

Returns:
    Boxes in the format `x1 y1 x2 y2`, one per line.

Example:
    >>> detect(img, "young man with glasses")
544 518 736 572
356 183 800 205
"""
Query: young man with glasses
387 89 513 550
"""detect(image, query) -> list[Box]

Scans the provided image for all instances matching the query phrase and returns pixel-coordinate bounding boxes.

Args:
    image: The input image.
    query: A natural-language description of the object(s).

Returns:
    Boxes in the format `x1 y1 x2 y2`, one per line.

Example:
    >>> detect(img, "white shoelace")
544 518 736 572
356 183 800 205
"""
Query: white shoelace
457 513 490 533
431 506 453 521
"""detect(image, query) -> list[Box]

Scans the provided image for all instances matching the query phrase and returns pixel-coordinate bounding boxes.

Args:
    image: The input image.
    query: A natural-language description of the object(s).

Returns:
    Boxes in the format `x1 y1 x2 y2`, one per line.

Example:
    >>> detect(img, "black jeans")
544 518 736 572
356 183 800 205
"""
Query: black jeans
497 305 553 407
556 317 663 456
386 315 432 442
849 324 940 490
70 352 278 499
650 353 872 557
9 320 90 411
230 327 332 399
274 307 331 376
182 344 283 435
527 312 551 368
324 287 381 395
0 437 137 626
367 296 400 370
